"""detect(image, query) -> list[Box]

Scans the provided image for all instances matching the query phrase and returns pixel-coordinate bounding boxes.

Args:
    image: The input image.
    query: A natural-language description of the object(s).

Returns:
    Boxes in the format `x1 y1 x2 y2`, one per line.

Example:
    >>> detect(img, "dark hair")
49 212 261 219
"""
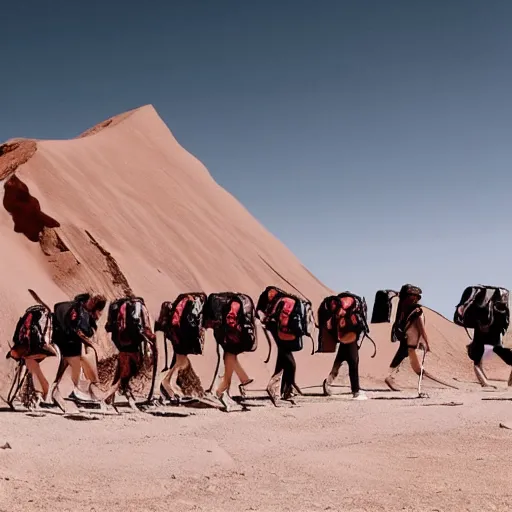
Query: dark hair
90 294 107 311
399 284 422 300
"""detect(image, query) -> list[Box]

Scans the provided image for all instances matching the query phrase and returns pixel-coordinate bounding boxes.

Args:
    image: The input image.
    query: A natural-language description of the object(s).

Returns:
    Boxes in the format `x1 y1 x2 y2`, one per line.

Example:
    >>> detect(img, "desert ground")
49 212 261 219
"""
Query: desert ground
2 380 512 512
2 106 512 512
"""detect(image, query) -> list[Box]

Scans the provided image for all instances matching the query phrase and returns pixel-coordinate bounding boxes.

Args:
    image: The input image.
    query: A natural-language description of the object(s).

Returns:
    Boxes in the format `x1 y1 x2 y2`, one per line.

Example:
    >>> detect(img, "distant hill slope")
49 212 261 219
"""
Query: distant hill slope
0 106 493 394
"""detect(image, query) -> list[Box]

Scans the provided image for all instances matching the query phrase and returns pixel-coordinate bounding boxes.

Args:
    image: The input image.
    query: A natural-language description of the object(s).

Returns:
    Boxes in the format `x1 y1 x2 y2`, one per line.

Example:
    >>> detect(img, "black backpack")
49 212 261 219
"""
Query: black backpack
106 297 148 348
454 285 510 337
370 289 399 323
105 298 127 336
204 292 237 329
224 293 258 353
257 286 313 337
155 293 207 355
52 299 93 344
205 292 258 354
256 286 289 318
10 305 52 359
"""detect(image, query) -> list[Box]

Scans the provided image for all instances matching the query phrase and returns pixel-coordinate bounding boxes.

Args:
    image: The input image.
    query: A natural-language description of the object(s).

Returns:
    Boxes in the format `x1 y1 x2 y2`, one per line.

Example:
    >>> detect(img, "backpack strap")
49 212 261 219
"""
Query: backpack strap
357 332 377 358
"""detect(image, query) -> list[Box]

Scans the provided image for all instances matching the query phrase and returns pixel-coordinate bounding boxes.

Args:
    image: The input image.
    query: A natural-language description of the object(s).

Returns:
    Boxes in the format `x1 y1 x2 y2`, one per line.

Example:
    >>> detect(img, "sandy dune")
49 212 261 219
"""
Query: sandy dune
1 105 499 396
1 106 512 512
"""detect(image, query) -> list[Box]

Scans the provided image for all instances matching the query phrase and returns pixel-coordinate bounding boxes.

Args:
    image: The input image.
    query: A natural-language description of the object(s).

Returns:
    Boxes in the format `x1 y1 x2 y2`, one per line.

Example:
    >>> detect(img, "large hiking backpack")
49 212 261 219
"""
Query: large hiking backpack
155 293 207 355
105 297 149 349
257 286 313 338
52 299 93 343
205 292 257 354
9 305 53 360
204 292 236 329
256 286 290 318
267 296 313 344
371 289 399 323
454 285 510 337
316 292 372 354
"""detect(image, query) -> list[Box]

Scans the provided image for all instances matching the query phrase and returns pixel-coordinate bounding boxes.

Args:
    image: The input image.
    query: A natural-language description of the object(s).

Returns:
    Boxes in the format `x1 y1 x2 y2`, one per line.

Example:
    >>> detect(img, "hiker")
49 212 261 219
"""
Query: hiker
51 293 107 405
317 292 372 400
467 326 512 388
204 292 256 409
454 286 512 388
155 293 207 401
256 286 314 405
6 304 59 406
105 295 156 408
385 284 430 391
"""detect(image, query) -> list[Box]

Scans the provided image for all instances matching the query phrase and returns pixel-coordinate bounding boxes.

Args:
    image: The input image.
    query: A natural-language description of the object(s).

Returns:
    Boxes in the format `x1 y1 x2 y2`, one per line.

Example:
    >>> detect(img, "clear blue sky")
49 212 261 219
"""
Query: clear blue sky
1 0 511 317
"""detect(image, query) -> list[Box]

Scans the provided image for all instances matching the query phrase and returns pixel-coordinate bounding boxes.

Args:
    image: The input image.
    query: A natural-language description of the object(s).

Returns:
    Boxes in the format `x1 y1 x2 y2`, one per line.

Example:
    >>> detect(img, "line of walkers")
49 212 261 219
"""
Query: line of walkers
5 283 512 411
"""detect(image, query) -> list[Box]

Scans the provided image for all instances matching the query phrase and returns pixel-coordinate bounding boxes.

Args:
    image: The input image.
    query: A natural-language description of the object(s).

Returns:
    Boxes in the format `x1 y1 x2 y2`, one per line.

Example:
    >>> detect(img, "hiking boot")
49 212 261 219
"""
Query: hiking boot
66 390 82 402
127 395 138 411
323 379 332 396
352 391 368 401
266 387 280 407
238 378 254 398
161 383 183 405
68 388 98 403
218 392 232 412
282 384 295 401
266 371 283 407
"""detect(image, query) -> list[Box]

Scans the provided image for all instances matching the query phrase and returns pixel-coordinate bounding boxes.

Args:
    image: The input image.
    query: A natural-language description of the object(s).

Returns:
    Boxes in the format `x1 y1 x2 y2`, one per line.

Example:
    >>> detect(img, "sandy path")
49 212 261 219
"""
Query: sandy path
2 386 512 512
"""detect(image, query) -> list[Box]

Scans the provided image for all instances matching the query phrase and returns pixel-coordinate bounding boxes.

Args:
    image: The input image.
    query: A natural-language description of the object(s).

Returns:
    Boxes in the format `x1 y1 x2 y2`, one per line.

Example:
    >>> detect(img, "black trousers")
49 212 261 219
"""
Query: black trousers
390 341 410 369
274 345 297 395
332 341 360 393
467 342 512 366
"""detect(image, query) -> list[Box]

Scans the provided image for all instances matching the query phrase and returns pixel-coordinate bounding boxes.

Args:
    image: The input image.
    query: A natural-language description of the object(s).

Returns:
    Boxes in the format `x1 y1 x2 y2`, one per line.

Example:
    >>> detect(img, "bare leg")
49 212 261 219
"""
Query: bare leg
474 363 497 388
408 349 422 375
161 355 188 399
385 365 403 391
80 347 103 400
233 358 250 384
170 355 188 395
52 357 73 410
216 353 236 397
385 343 409 391
233 357 253 397
25 359 50 402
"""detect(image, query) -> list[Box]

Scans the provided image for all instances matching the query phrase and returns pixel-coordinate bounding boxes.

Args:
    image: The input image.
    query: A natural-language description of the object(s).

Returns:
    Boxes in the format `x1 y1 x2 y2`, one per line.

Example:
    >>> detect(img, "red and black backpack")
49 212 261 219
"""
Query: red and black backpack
205 292 257 354
317 292 374 356
155 293 207 355
9 305 53 360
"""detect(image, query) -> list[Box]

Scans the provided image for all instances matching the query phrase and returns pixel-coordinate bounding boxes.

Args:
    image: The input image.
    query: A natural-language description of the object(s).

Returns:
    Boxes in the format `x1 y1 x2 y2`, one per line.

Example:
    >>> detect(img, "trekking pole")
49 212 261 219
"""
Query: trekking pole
162 335 169 372
262 328 273 364
143 335 158 403
28 289 52 310
206 343 221 394
7 361 27 410
256 313 273 364
417 346 427 397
